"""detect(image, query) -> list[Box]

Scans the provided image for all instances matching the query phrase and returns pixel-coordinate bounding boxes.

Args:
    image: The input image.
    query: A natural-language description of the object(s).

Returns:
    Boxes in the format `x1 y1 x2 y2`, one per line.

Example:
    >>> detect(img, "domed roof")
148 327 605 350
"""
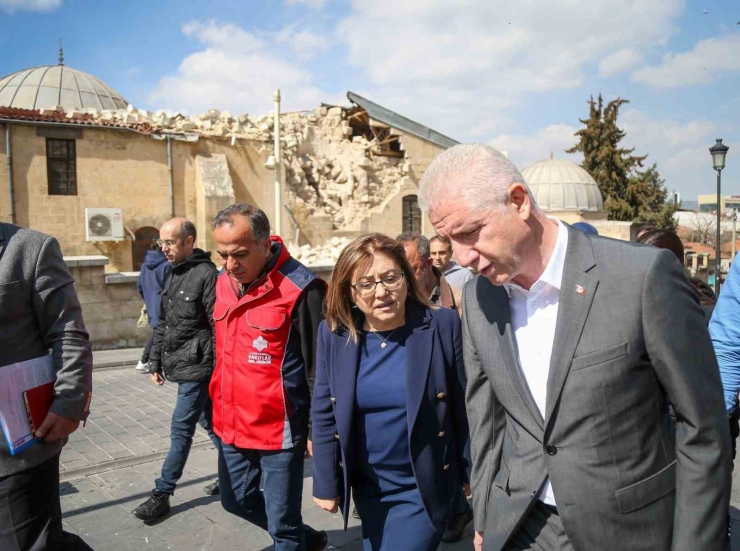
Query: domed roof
0 63 129 112
522 156 603 212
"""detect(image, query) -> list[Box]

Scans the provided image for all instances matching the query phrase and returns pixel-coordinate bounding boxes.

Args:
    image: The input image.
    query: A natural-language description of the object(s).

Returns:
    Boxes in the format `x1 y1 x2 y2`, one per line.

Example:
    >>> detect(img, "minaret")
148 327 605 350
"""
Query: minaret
58 39 64 66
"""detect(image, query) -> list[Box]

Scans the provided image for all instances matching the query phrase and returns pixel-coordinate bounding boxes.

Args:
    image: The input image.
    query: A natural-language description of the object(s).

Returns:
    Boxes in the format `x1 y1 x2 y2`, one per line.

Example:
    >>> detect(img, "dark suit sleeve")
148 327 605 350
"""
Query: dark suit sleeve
311 322 342 499
463 283 506 533
292 279 327 440
32 236 93 420
642 250 731 551
447 312 471 484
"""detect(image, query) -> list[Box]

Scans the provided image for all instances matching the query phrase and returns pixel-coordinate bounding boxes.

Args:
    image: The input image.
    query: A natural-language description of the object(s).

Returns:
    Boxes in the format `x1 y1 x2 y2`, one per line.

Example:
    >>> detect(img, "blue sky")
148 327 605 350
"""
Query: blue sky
1 0 739 202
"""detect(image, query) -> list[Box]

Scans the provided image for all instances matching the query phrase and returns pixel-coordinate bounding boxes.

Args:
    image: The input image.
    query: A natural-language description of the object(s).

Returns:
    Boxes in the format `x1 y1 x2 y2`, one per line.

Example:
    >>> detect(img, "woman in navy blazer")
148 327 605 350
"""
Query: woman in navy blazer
311 234 470 551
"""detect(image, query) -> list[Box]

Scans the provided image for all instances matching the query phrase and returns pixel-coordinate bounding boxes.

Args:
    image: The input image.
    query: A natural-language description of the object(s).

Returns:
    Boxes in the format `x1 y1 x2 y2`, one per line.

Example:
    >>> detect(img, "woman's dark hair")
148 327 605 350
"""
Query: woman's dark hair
636 229 684 264
325 233 432 343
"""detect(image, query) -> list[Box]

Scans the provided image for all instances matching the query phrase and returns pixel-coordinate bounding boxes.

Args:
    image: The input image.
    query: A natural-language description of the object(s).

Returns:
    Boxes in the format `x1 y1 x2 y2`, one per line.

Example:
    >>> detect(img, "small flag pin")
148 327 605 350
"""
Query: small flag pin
575 285 586 296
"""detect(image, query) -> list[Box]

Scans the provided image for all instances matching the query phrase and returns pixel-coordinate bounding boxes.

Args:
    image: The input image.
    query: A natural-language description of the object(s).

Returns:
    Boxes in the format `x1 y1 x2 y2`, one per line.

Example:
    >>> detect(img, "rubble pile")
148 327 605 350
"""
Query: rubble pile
51 103 409 231
280 106 408 230
288 237 350 266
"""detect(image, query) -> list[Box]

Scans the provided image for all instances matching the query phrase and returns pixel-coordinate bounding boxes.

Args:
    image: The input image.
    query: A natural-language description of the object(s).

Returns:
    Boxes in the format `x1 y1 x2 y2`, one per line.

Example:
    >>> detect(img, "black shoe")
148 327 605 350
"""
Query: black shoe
203 480 220 496
352 506 361 520
442 506 474 543
307 528 328 551
132 490 170 522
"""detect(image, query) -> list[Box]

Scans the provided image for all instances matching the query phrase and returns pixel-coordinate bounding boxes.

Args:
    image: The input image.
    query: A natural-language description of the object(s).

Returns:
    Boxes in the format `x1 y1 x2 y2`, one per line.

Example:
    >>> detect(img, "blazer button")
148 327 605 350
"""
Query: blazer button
338 461 343 467
546 445 557 456
438 431 445 437
443 464 450 470
330 397 336 403
436 392 445 400
334 433 340 440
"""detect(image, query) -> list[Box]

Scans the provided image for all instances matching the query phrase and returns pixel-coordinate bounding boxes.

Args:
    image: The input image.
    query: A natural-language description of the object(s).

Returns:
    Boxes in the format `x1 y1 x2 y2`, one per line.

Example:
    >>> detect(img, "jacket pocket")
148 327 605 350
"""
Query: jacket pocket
571 342 629 372
213 302 231 321
614 460 676 514
493 460 510 495
247 309 287 331
175 288 202 319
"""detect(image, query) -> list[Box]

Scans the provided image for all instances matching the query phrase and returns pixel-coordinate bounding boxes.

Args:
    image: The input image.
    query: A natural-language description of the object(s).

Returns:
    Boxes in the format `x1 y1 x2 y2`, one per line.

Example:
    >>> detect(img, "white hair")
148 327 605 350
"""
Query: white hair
418 143 539 214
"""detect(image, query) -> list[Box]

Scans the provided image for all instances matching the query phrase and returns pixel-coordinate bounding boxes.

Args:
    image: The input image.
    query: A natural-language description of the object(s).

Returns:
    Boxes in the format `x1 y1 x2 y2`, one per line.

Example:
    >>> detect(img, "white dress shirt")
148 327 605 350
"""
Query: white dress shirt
503 219 568 506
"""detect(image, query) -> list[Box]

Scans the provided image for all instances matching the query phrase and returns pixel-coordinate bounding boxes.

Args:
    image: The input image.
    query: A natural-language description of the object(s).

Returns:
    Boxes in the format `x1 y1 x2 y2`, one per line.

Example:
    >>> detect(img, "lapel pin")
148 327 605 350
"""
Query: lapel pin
575 285 586 296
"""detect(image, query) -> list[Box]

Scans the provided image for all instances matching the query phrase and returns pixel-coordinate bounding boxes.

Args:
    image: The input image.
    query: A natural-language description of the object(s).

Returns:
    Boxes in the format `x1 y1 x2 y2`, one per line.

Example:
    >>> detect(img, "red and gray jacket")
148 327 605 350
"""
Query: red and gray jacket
211 237 326 450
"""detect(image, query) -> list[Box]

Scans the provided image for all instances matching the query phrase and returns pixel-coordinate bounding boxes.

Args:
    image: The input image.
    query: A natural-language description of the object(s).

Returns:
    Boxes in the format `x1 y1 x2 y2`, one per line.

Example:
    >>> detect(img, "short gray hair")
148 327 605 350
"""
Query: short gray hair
212 203 271 243
396 231 430 259
418 143 538 214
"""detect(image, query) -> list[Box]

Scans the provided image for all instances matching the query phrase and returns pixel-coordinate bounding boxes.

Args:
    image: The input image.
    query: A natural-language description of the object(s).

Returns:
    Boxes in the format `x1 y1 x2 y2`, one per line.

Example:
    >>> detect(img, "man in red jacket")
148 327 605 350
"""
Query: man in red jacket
211 203 328 551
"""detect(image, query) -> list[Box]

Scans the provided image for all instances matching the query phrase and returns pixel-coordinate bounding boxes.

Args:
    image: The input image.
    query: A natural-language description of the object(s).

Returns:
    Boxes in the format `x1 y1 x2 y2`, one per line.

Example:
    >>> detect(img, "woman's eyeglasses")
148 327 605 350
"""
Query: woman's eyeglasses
351 273 405 298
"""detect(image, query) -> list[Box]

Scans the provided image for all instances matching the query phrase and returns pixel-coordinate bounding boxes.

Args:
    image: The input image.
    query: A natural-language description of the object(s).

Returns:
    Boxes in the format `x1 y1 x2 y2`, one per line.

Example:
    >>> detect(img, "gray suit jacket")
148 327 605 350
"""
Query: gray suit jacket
0 223 93 477
463 226 731 551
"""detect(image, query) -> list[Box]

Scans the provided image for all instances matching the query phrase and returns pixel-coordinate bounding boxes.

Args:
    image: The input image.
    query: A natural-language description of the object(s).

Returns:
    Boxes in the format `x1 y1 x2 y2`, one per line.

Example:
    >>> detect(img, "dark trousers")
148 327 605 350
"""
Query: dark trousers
155 380 220 494
218 441 317 551
141 330 156 364
450 484 470 516
0 454 92 551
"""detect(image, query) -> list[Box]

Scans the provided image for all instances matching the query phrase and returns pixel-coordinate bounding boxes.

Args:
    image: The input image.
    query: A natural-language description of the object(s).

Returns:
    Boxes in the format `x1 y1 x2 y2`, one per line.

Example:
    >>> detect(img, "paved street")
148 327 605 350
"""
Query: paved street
59 365 740 550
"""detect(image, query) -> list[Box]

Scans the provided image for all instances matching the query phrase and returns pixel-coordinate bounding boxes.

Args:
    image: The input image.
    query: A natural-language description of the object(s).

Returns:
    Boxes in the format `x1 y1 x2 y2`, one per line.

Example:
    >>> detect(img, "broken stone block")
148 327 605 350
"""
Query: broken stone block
99 110 114 121
238 114 250 125
327 107 343 117
259 122 270 132
220 110 233 121
342 126 353 137
180 121 197 131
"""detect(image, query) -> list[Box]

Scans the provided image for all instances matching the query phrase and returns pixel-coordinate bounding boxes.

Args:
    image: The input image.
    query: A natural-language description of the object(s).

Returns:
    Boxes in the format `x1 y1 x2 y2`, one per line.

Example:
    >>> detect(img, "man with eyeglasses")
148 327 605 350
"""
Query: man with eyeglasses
132 217 221 523
397 231 473 543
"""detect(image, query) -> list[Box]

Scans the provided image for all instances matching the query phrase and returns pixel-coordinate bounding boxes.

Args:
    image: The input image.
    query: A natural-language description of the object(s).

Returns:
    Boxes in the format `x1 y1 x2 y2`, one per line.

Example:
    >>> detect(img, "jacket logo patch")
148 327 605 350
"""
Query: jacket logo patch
253 335 268 352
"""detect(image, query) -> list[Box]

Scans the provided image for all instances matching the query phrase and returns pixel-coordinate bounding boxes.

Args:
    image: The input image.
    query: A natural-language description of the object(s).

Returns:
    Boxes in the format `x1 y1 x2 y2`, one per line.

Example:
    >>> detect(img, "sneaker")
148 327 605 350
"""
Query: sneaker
441 506 474 543
132 490 170 522
306 528 328 551
203 480 220 496
135 361 150 372
352 506 361 520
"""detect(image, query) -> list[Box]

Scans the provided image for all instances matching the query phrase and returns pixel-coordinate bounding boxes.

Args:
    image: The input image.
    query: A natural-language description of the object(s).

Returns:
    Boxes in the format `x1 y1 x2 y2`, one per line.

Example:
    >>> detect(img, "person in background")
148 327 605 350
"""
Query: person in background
709 257 740 462
420 143 730 551
571 222 598 236
312 233 470 551
0 223 93 550
132 217 221 522
135 244 171 372
211 203 328 551
400 233 474 543
397 232 462 316
636 229 716 321
430 234 474 290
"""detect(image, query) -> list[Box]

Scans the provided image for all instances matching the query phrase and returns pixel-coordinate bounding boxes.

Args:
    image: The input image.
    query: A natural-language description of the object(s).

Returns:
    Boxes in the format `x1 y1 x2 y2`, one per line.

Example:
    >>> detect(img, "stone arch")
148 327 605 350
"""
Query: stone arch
132 226 159 271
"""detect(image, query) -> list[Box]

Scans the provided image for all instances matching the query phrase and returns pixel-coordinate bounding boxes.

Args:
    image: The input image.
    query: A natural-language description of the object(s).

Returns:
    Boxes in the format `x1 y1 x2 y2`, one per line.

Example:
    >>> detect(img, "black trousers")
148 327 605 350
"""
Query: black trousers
141 329 156 364
0 454 92 551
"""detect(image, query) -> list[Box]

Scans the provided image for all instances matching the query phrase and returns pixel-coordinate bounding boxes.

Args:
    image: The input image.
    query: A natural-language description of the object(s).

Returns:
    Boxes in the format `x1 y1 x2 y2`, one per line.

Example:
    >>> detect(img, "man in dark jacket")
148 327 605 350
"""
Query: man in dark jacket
135 247 171 372
132 218 220 522
0 223 93 550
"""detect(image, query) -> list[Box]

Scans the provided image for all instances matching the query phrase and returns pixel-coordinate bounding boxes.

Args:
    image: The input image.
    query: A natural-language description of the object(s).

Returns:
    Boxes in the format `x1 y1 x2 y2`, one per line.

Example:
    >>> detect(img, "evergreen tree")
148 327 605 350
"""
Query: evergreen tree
567 95 675 229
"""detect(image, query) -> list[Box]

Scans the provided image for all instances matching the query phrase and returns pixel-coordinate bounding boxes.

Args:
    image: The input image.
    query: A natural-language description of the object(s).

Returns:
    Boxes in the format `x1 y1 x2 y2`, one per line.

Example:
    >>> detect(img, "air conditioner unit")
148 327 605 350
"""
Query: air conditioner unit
85 208 124 242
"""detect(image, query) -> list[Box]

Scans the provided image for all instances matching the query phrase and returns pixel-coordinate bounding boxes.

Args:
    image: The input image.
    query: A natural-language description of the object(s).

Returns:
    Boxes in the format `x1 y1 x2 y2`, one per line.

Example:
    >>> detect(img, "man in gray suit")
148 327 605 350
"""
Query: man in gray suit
0 223 93 550
418 144 731 551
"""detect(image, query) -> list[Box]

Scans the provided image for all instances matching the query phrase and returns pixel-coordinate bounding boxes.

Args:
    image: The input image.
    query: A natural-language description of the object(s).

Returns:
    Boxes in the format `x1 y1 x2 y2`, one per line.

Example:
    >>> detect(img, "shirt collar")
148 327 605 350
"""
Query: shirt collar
504 218 569 297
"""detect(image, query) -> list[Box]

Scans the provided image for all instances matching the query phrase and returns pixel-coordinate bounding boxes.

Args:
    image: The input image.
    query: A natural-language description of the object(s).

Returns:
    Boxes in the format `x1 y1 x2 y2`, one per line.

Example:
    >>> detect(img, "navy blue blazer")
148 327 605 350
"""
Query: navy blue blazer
311 303 470 529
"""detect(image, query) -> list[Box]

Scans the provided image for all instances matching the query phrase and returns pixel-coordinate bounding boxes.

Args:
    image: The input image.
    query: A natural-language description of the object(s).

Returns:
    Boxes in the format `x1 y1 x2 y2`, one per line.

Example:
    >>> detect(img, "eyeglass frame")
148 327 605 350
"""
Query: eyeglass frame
156 239 181 249
350 272 406 297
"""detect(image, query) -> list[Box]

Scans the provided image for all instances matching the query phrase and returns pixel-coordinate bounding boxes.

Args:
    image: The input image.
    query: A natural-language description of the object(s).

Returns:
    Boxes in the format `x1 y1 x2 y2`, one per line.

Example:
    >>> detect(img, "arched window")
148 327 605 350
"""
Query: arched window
402 195 421 234
132 226 160 271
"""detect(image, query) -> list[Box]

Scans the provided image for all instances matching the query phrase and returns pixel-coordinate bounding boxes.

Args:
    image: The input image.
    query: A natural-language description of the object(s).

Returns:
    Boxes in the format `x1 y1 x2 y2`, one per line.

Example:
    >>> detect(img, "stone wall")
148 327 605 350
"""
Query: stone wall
66 257 149 351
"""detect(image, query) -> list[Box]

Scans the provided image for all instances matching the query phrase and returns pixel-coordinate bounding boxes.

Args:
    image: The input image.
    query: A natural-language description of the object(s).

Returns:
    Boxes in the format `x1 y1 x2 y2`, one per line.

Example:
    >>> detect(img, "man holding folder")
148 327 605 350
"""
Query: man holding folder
0 222 93 550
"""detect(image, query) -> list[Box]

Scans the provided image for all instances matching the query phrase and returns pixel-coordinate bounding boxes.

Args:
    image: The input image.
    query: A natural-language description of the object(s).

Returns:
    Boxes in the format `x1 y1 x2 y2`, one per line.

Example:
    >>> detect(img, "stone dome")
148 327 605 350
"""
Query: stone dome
0 64 129 112
522 156 603 212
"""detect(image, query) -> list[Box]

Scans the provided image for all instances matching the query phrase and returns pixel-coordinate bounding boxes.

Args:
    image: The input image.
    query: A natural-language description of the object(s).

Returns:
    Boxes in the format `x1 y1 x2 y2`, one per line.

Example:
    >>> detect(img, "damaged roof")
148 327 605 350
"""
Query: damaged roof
0 106 152 134
347 91 459 149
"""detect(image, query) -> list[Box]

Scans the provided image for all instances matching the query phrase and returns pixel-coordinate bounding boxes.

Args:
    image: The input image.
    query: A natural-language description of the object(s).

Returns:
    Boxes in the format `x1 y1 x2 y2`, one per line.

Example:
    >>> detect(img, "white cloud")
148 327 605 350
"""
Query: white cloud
620 109 715 149
0 0 60 12
489 124 582 170
149 20 325 115
335 0 683 140
633 34 740 88
275 25 331 60
285 0 328 9
598 48 644 77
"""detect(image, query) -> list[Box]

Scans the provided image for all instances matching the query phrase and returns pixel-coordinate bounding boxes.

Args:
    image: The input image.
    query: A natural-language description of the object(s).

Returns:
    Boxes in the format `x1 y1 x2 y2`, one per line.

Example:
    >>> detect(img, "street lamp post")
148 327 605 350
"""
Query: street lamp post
710 138 729 295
